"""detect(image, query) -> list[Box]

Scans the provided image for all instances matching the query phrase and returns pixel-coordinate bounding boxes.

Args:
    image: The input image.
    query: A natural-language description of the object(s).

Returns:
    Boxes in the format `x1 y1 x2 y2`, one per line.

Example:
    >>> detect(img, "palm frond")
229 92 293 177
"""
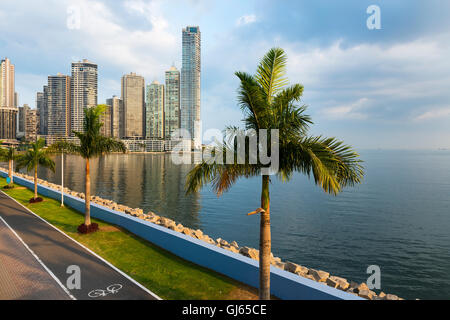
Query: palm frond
282 137 364 195
255 47 289 103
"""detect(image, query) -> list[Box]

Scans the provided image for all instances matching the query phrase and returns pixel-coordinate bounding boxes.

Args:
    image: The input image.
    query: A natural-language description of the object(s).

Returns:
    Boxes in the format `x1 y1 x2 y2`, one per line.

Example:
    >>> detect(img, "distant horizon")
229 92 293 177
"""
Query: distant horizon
1 0 449 149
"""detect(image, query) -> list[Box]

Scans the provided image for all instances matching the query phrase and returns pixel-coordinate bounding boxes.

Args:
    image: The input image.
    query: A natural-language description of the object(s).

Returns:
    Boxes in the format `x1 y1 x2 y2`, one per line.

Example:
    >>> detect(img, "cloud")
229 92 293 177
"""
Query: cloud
323 98 370 120
236 14 256 26
283 36 450 122
415 107 450 121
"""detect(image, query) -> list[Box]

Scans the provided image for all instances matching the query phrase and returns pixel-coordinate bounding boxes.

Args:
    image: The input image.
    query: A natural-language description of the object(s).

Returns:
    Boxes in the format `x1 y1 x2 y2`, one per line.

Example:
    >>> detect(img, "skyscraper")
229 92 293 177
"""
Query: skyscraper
71 59 98 133
47 73 71 137
181 26 201 148
146 80 164 139
0 58 15 108
106 96 123 139
165 66 180 139
25 109 38 142
37 89 48 135
0 58 18 139
121 72 145 138
18 104 30 137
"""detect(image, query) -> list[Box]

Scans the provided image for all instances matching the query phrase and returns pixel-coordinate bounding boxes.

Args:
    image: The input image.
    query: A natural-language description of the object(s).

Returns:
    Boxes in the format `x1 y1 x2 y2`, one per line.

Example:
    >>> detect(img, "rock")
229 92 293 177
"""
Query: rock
378 292 386 299
326 278 340 288
308 269 330 282
193 229 203 239
329 276 349 290
284 262 308 276
239 247 259 260
358 289 373 300
203 236 216 245
357 282 369 293
273 261 285 270
182 228 193 237
386 294 399 300
158 217 175 229
216 238 229 247
349 281 359 290
230 241 239 248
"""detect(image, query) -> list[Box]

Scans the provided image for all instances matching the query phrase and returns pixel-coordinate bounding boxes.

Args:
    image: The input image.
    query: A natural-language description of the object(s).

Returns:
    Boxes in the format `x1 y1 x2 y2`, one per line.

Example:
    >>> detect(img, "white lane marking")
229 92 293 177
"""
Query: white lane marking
0 190 162 300
0 215 76 300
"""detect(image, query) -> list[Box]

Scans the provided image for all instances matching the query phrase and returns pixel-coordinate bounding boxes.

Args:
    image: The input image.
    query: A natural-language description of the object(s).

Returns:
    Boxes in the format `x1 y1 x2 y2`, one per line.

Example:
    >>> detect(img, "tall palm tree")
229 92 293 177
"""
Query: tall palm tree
16 138 55 202
0 146 19 187
50 105 126 229
185 48 365 300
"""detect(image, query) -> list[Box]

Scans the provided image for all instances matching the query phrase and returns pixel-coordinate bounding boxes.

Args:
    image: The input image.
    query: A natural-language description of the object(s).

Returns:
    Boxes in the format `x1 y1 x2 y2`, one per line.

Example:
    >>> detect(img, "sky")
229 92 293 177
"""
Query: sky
1 0 449 149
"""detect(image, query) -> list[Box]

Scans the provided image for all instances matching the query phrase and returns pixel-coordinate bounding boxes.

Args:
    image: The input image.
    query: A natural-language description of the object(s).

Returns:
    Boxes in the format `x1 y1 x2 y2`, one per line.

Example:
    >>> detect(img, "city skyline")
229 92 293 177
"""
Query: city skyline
0 24 200 147
1 1 450 149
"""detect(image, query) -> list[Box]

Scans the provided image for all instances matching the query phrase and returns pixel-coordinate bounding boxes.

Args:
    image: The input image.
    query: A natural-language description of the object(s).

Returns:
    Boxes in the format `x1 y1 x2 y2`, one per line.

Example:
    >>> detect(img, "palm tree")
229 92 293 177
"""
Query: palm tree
50 105 126 229
185 48 365 300
0 146 19 187
16 138 55 202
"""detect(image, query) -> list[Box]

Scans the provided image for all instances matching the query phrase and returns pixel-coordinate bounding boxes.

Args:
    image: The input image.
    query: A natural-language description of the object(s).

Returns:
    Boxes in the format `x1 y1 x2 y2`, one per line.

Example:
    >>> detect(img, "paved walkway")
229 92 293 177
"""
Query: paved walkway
0 191 159 300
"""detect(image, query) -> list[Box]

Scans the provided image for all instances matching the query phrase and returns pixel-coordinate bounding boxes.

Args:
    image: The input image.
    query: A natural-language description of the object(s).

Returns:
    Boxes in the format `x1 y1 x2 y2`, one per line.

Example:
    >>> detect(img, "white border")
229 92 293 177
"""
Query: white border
0 215 76 300
0 190 162 300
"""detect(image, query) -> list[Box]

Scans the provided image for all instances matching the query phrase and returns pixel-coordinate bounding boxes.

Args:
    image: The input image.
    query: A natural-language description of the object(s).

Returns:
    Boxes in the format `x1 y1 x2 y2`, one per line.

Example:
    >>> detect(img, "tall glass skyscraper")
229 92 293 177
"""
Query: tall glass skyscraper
181 26 201 148
71 59 98 133
146 80 165 139
165 66 180 139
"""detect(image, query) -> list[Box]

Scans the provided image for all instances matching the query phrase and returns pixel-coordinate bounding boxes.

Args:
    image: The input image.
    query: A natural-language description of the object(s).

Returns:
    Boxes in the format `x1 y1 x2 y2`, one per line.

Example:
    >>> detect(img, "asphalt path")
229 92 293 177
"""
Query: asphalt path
0 191 160 300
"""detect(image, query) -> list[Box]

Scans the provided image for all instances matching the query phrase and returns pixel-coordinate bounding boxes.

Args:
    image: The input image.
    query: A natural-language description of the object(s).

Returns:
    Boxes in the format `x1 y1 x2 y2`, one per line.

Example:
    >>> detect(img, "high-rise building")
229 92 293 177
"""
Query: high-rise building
181 26 201 148
100 104 112 137
47 73 71 137
165 66 180 139
1 58 15 108
18 104 30 137
121 72 145 138
106 96 123 139
25 108 38 142
0 58 18 140
37 89 48 135
0 107 17 140
71 59 98 133
146 80 165 139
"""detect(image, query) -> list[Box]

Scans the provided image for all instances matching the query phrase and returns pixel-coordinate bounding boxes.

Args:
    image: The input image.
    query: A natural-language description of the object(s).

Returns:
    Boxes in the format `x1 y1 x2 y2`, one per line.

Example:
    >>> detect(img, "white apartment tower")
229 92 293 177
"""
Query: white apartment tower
71 59 98 133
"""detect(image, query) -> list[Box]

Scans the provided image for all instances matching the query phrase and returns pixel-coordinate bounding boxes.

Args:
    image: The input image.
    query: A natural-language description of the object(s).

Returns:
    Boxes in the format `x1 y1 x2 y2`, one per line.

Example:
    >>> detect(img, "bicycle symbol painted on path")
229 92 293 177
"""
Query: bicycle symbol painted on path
88 284 123 298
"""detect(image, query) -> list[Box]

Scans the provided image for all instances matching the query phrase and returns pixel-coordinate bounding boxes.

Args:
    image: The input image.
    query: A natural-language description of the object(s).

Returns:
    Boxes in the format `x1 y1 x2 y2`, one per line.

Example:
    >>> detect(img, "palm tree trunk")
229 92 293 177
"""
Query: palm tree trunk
34 166 38 200
259 175 271 300
8 159 12 185
85 158 91 226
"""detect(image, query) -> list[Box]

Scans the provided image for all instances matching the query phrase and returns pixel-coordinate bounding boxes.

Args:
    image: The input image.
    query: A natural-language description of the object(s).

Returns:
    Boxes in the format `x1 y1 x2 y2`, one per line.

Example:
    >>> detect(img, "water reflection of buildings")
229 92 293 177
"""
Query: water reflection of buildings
34 154 202 229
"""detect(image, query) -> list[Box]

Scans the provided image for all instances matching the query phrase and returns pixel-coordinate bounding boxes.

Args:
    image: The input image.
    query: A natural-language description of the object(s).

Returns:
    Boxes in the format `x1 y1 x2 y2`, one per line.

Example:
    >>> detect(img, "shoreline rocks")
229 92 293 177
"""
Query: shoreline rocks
1 169 405 300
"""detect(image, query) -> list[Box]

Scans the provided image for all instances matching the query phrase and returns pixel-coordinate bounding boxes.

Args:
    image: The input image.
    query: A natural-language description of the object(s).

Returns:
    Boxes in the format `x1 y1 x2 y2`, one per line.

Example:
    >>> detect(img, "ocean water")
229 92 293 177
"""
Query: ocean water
13 150 450 299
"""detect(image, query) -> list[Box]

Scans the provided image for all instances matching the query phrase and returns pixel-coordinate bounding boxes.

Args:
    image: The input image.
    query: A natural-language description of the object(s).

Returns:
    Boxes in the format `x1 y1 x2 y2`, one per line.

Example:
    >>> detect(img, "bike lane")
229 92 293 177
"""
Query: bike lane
0 191 160 300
